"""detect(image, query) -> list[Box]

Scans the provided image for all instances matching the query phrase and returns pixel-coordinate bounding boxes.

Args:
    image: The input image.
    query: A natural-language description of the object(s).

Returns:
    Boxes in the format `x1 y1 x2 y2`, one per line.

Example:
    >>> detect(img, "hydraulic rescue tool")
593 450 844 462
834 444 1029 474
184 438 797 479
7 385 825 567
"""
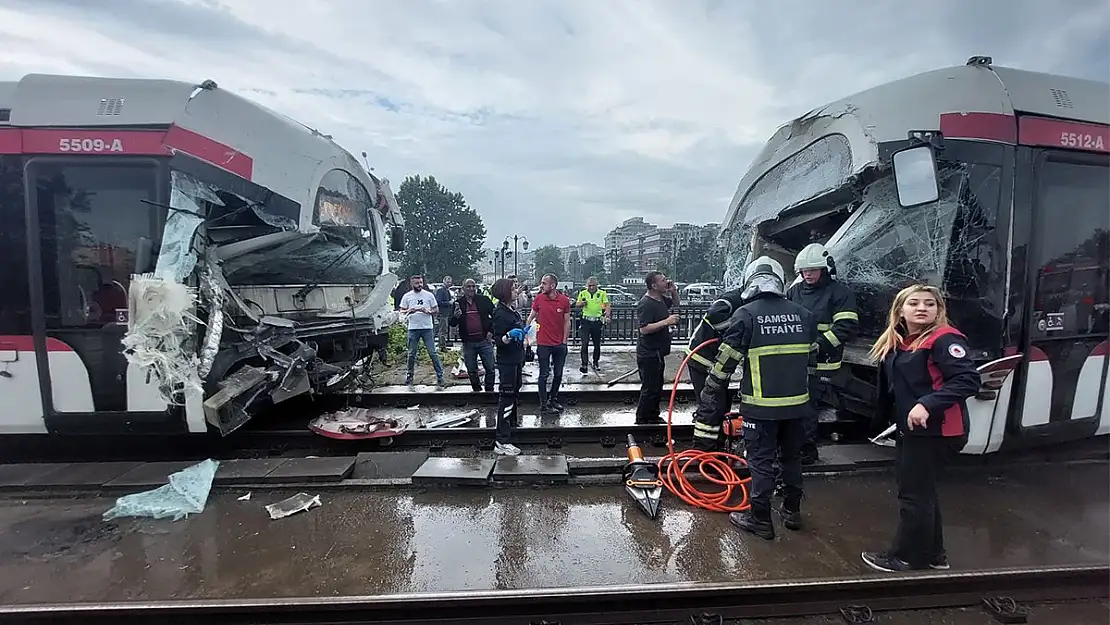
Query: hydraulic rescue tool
623 434 663 519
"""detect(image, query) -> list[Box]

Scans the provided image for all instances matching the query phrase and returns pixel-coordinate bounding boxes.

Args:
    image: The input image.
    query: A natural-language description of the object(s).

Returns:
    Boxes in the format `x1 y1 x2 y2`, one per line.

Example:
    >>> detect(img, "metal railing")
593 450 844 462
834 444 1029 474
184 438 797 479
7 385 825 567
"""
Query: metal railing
436 303 712 347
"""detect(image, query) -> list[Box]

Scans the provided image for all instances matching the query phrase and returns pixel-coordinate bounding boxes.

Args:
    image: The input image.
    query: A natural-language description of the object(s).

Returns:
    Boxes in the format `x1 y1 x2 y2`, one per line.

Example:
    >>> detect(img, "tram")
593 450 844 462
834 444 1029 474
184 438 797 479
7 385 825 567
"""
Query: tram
719 56 1108 454
0 74 406 437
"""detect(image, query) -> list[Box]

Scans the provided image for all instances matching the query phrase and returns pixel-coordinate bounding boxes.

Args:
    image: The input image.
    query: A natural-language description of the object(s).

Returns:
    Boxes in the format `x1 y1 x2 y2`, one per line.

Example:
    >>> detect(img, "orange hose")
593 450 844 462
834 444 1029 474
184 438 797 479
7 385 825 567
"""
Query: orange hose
656 338 752 513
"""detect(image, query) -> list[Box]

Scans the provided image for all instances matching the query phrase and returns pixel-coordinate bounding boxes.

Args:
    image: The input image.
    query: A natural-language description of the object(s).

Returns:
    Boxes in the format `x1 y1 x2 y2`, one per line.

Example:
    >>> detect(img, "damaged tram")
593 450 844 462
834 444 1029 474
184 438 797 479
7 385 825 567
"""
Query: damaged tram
0 74 405 437
721 56 1109 454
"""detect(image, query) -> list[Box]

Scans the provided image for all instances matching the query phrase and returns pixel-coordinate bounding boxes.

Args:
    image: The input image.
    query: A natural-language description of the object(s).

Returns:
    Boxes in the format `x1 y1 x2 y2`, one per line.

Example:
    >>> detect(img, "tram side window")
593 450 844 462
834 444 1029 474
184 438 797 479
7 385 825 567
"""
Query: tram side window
0 156 30 335
1034 159 1110 334
29 162 163 328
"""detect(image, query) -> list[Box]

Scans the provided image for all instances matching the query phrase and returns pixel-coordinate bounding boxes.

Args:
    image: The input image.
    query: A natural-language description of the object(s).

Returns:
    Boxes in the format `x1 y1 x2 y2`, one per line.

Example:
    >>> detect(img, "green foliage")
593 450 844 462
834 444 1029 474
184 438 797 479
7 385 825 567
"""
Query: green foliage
531 244 565 282
395 175 486 281
385 322 459 367
607 250 636 282
675 232 725 282
580 254 605 282
566 250 582 282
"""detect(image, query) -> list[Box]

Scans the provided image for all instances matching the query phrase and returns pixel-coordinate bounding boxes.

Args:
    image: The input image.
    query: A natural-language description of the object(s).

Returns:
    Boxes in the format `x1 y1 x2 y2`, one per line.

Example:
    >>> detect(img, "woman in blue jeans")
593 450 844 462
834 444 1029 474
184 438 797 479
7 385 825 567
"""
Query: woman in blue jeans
490 278 526 456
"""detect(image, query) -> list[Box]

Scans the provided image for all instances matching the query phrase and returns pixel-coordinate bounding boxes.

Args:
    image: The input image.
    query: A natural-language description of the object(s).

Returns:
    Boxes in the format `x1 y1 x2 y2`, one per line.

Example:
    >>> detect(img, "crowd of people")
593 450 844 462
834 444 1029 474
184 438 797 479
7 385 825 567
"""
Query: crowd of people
389 243 980 574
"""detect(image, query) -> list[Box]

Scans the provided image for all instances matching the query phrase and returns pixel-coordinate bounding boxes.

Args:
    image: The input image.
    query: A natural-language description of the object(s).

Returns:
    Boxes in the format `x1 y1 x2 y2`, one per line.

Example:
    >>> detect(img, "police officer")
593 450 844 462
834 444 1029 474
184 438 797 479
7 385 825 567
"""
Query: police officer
693 256 817 540
686 281 746 451
787 243 859 464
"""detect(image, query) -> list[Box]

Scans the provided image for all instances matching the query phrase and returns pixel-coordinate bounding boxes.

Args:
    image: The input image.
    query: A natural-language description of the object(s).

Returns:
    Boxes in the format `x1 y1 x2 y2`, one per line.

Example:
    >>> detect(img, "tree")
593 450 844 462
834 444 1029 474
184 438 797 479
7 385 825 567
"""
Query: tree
581 255 605 282
675 232 724 282
607 248 636 283
653 260 674 278
566 250 582 282
531 245 565 282
395 175 486 281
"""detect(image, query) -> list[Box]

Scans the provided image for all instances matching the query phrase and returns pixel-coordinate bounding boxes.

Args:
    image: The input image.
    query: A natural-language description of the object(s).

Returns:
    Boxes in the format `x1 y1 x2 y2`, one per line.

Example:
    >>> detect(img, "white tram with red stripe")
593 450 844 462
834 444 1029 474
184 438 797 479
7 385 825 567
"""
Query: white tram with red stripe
0 74 406 438
720 56 1109 454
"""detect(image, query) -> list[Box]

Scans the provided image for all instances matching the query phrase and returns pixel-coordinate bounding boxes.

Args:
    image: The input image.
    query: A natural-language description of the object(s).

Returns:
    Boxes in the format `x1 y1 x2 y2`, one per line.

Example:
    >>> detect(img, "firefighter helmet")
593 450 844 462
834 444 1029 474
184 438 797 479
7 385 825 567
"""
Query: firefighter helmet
741 256 786 299
794 243 833 273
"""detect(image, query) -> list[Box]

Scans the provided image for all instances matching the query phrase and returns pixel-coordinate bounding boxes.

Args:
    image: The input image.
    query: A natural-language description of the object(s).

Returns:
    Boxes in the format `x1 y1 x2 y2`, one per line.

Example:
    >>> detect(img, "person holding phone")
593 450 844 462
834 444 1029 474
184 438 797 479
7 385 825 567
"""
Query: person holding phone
635 271 680 425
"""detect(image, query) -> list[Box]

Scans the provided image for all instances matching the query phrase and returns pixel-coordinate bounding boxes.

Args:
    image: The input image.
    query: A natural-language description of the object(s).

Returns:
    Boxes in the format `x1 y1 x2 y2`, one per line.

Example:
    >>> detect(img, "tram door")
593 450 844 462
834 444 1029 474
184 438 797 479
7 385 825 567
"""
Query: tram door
24 156 178 433
1019 149 1110 436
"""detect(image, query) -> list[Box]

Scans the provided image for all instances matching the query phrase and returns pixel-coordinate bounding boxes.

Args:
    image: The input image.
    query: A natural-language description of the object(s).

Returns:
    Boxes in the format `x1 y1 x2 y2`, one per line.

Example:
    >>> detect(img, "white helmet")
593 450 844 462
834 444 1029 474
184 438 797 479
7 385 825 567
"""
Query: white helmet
794 243 833 273
741 256 786 299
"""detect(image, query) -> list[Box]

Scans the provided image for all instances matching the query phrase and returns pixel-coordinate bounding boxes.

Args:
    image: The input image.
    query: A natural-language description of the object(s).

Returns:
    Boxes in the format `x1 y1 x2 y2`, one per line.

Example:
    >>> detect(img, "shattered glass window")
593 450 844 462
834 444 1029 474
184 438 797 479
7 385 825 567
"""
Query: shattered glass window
720 224 755 290
829 162 1003 339
314 169 374 229
734 134 853 227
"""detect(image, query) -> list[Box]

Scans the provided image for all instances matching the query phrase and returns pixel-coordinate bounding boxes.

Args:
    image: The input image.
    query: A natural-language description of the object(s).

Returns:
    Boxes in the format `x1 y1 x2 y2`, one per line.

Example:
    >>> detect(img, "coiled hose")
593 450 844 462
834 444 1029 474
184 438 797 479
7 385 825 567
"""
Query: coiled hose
656 338 752 512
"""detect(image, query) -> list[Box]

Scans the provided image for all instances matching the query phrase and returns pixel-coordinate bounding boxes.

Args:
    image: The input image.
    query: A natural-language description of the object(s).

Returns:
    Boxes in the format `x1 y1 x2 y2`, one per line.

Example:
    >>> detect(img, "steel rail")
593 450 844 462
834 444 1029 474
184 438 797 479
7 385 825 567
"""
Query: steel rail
0 564 1104 624
349 384 699 406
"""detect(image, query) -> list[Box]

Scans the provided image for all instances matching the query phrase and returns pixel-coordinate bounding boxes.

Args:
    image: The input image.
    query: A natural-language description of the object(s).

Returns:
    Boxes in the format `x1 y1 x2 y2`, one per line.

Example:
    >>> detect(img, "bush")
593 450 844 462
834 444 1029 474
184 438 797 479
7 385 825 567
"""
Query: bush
386 322 458 366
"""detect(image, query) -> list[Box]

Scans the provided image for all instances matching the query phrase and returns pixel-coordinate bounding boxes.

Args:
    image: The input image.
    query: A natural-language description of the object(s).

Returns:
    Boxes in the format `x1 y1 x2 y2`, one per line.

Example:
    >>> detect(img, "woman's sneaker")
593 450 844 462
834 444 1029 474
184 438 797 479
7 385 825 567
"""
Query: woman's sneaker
494 442 521 456
861 551 919 573
930 554 950 570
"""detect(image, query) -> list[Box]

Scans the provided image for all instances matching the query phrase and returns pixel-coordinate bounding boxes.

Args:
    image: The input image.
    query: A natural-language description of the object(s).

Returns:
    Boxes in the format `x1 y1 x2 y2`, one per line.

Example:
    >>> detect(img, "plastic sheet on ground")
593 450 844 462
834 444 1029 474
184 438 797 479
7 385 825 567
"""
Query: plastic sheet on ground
266 492 321 520
103 459 219 522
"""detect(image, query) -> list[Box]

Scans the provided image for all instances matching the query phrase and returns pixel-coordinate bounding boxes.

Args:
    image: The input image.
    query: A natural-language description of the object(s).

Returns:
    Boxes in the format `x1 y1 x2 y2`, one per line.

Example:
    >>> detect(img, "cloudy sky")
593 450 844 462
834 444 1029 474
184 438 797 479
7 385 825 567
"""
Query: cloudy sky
1 0 1107 248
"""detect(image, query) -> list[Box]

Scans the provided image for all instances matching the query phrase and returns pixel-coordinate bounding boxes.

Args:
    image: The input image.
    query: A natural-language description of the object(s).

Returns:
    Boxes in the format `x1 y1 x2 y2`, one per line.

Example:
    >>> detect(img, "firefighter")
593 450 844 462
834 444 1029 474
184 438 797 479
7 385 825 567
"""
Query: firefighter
693 256 817 540
787 242 859 464
686 282 746 451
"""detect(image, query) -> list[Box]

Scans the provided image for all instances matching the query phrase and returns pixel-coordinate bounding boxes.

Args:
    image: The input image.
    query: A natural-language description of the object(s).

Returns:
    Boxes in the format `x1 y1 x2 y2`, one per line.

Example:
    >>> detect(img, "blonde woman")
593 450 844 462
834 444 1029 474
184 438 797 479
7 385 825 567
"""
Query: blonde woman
861 284 980 573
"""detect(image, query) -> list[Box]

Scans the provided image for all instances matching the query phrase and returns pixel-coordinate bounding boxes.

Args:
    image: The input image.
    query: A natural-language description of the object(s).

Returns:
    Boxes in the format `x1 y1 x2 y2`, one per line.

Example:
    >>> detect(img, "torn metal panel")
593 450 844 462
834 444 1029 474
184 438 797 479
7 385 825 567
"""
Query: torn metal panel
120 274 203 404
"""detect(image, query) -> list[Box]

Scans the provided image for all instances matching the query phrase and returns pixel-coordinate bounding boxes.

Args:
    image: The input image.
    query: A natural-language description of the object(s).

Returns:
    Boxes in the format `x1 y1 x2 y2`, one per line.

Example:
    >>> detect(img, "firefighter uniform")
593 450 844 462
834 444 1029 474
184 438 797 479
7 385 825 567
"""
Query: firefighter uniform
685 288 746 450
694 256 817 540
787 243 859 463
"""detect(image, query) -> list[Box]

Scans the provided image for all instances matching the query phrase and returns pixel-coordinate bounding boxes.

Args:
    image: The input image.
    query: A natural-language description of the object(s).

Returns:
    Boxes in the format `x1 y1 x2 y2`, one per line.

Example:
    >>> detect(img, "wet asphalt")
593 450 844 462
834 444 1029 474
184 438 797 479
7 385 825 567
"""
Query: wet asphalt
0 462 1105 604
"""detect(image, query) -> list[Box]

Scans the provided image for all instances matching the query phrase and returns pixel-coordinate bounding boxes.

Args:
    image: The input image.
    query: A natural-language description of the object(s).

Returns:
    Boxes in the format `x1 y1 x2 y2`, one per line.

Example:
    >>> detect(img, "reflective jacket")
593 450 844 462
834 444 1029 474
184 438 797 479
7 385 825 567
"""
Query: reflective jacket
786 274 858 373
684 289 746 373
876 325 980 439
700 293 817 421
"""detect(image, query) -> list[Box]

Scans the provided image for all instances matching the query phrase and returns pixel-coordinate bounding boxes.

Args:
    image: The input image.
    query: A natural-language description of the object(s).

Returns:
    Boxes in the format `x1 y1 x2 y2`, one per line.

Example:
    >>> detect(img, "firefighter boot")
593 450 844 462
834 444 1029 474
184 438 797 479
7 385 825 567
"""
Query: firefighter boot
729 510 775 540
779 497 803 531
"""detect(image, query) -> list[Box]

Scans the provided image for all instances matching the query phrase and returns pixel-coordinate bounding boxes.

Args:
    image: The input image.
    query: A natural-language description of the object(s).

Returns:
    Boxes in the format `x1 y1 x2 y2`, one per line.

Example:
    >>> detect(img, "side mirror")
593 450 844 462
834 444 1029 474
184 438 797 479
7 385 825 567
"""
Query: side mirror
892 144 940 208
390 227 405 253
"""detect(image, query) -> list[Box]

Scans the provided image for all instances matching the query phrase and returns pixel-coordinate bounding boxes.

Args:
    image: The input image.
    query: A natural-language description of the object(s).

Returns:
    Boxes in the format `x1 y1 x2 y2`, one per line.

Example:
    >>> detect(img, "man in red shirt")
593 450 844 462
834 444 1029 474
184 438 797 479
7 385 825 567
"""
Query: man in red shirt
527 273 572 414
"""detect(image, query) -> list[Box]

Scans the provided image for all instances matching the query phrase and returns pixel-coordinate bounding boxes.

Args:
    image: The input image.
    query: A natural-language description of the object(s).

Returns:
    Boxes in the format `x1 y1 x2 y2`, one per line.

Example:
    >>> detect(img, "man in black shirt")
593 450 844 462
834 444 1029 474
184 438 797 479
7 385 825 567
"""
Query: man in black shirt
635 271 680 425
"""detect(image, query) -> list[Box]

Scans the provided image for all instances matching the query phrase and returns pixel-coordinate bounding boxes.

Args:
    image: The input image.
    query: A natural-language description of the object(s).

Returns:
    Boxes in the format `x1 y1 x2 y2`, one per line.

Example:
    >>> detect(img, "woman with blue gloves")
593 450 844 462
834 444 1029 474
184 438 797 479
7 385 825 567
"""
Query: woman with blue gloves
490 278 527 456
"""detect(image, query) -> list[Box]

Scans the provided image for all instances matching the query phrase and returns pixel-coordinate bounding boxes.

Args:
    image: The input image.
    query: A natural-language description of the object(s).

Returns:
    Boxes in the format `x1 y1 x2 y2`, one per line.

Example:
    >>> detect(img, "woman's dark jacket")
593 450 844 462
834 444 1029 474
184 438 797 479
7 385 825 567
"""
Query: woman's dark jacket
875 325 980 438
490 302 525 365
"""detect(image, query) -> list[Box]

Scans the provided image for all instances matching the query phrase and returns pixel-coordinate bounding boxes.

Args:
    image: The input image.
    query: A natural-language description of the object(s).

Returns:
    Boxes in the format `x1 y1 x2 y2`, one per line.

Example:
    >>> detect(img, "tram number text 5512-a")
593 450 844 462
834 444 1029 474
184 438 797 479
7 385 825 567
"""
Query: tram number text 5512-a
1060 131 1106 151
58 137 126 153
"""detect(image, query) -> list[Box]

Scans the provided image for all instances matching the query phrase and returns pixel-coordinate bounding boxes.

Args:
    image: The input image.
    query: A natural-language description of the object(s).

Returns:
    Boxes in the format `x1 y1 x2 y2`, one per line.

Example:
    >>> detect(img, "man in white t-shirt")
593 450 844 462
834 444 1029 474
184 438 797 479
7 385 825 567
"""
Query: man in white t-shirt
399 274 445 388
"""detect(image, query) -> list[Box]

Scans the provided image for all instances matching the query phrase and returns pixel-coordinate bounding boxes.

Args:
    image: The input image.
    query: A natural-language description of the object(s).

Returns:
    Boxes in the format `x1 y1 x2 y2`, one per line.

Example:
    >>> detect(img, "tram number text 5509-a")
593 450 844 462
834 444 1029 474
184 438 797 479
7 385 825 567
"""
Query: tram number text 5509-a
1060 131 1106 151
58 137 126 153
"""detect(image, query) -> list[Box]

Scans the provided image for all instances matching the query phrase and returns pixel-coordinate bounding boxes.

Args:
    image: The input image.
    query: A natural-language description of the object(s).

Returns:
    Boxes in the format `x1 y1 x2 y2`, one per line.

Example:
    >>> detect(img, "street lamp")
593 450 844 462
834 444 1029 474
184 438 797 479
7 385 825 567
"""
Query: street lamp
502 235 529 279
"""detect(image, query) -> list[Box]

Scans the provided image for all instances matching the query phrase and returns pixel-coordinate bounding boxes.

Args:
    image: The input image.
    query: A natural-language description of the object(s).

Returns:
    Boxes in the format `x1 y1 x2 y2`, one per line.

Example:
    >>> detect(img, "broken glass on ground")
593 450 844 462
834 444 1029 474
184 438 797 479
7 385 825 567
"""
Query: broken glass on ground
103 459 219 522
266 493 321 520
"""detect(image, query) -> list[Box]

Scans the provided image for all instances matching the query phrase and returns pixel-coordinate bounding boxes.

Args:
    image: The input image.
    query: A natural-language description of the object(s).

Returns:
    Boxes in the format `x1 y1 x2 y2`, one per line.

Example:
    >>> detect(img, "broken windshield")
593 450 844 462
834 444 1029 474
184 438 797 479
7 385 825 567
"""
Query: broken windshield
828 160 1004 342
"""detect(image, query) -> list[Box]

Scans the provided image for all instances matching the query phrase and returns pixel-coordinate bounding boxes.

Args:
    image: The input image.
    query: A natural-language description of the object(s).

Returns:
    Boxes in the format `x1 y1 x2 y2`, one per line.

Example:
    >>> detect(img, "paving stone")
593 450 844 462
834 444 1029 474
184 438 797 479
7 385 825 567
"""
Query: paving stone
493 455 570 483
264 457 355 482
815 444 895 470
566 457 624 475
104 461 201 487
354 451 429 480
411 457 495 486
0 463 70 487
214 458 290 485
23 462 142 488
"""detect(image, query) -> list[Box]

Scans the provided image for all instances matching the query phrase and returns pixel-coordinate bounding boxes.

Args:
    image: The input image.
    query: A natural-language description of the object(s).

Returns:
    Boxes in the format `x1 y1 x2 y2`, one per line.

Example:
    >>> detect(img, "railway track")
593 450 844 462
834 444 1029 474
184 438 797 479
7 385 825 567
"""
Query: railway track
0 564 1104 624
